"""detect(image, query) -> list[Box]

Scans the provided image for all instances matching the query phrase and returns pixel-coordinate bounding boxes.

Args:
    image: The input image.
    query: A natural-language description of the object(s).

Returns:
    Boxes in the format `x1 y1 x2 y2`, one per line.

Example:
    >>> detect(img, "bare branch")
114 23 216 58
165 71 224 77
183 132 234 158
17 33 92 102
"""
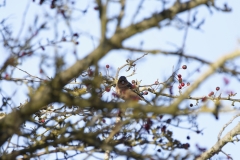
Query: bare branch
197 122 240 160
218 113 240 141
169 50 240 112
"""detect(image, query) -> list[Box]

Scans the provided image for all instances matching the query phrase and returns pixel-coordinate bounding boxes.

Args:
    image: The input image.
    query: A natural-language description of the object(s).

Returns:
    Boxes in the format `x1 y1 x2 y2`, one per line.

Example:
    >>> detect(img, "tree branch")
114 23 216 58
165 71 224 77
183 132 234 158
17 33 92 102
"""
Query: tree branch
197 122 240 160
168 50 240 113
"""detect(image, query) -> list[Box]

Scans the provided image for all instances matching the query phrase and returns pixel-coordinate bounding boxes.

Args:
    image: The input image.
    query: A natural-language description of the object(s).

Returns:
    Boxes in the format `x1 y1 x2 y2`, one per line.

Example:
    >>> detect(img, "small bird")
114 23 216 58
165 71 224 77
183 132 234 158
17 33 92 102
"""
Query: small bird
116 76 151 104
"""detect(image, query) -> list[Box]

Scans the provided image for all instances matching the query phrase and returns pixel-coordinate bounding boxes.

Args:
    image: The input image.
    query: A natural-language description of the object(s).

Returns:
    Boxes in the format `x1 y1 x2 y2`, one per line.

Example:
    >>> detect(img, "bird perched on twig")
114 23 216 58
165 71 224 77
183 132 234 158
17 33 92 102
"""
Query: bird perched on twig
115 76 151 105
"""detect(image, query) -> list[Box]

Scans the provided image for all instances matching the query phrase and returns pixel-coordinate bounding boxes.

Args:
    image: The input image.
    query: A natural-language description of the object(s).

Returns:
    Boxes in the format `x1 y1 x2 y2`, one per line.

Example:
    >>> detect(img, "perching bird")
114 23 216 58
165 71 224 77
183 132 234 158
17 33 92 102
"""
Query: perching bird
116 76 151 105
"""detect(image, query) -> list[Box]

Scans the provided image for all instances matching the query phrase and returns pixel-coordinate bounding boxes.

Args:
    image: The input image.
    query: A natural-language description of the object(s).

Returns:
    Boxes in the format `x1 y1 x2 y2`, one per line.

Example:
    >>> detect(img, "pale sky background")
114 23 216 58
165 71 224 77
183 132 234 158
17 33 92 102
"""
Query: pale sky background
0 0 240 159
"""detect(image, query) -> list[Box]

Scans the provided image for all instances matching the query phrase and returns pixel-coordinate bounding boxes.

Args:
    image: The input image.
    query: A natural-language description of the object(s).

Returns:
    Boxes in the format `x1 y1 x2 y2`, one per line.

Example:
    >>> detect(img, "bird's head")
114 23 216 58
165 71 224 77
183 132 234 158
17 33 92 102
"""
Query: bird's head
117 76 132 88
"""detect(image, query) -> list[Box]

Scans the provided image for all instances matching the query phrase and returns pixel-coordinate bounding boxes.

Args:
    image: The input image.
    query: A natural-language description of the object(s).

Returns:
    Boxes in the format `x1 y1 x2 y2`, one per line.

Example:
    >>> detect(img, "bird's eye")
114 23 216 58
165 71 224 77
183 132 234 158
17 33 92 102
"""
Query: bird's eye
121 81 125 84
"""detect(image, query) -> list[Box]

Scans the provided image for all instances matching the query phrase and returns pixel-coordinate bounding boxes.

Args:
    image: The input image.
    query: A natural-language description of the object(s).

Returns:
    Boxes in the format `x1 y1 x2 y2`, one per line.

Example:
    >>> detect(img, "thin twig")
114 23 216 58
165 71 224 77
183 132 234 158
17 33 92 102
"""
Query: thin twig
115 52 148 80
218 113 240 141
14 67 46 81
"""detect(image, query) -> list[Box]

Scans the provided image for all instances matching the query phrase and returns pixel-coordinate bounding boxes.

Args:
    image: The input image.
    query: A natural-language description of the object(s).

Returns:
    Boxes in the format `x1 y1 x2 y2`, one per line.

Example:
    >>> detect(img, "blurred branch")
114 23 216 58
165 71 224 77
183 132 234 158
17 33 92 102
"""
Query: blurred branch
115 52 148 80
0 1 236 159
131 0 144 23
116 0 125 30
0 42 113 147
0 77 43 82
169 50 240 112
122 47 240 76
156 93 240 103
110 0 211 45
14 66 46 81
197 122 240 160
96 0 108 41
218 113 240 141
